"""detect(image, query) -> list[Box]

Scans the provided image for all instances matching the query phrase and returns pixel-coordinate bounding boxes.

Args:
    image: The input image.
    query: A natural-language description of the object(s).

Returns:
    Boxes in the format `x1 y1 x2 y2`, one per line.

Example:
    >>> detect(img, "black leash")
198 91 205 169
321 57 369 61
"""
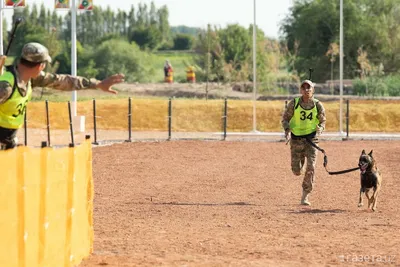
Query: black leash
305 138 359 175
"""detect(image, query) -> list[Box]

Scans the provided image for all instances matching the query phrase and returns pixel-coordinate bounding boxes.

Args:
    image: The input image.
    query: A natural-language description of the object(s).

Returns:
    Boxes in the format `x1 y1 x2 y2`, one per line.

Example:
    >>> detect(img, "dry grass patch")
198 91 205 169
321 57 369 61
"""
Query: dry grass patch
25 99 400 132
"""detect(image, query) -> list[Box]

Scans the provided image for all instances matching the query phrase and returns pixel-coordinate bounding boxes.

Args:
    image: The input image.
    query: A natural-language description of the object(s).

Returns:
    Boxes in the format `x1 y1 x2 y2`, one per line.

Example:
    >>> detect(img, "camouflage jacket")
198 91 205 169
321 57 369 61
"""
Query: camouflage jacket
0 65 100 104
281 96 326 132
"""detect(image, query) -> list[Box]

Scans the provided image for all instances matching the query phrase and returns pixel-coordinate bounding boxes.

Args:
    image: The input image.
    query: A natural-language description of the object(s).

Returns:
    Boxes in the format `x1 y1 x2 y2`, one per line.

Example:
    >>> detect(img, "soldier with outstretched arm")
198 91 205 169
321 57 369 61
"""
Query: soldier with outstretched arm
0 42 125 149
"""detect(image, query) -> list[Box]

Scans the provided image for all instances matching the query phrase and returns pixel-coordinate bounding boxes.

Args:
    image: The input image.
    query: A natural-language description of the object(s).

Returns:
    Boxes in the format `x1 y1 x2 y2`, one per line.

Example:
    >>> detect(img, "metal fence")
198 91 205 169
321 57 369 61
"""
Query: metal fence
17 97 400 148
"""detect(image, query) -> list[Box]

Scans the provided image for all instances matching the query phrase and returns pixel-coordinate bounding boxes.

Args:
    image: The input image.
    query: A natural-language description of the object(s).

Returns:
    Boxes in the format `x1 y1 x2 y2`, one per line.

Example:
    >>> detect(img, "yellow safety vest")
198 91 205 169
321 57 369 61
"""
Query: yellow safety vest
289 97 320 136
0 68 32 129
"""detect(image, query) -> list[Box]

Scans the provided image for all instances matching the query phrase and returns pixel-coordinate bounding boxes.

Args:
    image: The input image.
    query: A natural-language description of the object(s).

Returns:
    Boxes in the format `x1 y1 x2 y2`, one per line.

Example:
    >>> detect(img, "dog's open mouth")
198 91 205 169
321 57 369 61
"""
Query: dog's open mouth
359 163 368 174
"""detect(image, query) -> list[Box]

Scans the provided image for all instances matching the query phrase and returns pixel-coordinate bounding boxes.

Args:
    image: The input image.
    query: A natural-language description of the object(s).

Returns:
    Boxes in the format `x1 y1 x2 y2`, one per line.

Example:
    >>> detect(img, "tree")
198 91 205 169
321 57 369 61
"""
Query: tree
194 25 224 82
53 41 84 74
280 0 400 81
173 34 193 50
171 26 201 36
149 2 158 26
218 24 251 69
128 5 136 37
325 42 339 94
38 3 46 29
136 3 147 27
158 5 170 43
30 4 38 25
130 26 162 51
92 39 156 82
357 46 372 79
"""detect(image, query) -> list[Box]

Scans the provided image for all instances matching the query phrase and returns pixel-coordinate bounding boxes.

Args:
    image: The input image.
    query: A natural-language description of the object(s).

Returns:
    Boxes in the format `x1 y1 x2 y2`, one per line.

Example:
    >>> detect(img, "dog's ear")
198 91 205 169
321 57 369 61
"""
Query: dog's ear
368 150 373 157
361 149 366 155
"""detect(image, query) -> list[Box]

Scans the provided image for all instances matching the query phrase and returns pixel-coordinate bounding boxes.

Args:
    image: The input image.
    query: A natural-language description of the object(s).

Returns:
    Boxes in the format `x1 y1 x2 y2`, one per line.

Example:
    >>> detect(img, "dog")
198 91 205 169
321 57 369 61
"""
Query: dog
357 150 382 211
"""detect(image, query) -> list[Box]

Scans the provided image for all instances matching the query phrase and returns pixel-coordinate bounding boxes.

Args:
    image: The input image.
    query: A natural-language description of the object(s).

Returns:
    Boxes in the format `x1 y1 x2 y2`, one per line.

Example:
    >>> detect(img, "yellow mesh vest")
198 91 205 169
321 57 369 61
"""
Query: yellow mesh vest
289 97 320 136
0 70 32 129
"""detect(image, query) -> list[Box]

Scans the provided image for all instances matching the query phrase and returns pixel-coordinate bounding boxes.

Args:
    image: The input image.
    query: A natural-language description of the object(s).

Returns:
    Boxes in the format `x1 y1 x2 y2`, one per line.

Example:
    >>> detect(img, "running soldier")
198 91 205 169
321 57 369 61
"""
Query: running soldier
281 80 326 206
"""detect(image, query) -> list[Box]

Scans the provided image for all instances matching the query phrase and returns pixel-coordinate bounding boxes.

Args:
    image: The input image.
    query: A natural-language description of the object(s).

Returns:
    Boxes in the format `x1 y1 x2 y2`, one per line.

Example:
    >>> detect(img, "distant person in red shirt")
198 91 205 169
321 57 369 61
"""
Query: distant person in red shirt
164 60 173 79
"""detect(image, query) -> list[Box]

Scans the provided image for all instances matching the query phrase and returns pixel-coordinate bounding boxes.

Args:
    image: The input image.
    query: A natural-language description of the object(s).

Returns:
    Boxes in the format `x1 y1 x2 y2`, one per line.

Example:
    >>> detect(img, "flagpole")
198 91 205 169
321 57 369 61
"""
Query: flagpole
252 0 258 133
0 0 3 55
71 0 77 116
339 0 344 134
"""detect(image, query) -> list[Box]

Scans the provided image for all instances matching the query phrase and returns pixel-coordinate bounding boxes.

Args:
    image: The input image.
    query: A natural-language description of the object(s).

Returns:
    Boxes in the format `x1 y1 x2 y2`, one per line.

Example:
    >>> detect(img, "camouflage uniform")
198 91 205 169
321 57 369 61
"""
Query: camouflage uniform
0 42 101 149
281 94 326 201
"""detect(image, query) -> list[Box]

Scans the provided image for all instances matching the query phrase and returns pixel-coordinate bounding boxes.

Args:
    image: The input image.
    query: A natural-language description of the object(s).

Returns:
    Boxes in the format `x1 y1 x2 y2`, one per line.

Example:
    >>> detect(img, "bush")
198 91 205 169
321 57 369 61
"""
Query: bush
353 77 388 96
173 34 194 50
158 40 174 51
385 75 400 96
353 79 367 96
130 26 162 51
92 39 157 82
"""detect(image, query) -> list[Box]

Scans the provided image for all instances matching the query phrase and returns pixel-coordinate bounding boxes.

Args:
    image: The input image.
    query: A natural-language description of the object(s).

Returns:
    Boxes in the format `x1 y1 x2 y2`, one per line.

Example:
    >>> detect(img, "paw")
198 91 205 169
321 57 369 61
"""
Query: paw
358 203 363 207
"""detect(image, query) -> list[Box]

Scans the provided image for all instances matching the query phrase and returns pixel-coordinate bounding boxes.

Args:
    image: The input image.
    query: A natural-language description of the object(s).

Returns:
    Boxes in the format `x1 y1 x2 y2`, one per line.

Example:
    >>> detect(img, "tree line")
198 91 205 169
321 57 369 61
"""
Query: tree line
3 0 400 96
281 0 400 96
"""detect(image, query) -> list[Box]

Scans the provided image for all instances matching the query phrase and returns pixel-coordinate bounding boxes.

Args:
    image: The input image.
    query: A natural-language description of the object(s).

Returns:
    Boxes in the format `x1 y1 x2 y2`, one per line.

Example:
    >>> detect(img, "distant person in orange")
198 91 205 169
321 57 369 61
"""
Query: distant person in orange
164 60 172 77
164 60 173 83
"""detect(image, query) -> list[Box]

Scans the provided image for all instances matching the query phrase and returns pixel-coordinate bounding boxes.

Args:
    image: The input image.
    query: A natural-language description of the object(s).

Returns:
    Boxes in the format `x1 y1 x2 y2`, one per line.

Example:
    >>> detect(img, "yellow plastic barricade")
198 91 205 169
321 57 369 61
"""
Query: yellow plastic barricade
0 138 94 267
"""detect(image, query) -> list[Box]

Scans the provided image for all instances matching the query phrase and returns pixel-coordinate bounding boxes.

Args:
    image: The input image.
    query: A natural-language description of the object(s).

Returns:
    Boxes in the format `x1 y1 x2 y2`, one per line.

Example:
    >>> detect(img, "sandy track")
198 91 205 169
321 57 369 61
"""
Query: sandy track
75 139 399 267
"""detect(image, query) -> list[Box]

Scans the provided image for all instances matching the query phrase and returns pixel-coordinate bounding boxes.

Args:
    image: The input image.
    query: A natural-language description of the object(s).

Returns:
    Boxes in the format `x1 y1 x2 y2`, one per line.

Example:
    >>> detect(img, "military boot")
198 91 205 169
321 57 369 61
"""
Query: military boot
301 190 311 206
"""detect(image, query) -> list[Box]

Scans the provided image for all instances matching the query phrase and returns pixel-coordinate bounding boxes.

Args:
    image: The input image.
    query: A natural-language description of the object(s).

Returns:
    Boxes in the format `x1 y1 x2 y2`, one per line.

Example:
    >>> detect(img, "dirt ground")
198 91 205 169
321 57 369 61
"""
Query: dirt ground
73 139 400 267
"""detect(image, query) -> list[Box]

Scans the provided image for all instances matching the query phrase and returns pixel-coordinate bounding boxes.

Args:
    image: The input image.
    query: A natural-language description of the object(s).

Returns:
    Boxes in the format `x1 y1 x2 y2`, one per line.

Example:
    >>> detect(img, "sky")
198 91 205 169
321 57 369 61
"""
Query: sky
1 0 293 39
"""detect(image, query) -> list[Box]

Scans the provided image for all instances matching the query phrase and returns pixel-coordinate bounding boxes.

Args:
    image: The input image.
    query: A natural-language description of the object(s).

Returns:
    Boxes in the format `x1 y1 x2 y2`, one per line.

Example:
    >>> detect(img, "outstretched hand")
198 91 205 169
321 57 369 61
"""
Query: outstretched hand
96 73 125 94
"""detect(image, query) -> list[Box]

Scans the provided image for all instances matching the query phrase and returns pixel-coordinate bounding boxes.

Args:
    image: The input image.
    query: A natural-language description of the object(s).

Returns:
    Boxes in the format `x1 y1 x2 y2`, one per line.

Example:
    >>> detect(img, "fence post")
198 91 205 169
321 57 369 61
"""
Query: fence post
92 99 98 145
24 106 27 146
68 101 74 146
223 98 227 140
45 100 51 147
168 98 172 140
127 97 132 142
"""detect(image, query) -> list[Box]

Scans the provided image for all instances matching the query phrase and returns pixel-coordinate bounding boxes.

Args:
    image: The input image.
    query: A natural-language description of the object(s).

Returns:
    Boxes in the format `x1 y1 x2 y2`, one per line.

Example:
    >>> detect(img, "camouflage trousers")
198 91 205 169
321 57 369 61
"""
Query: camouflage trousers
290 137 318 193
0 126 18 150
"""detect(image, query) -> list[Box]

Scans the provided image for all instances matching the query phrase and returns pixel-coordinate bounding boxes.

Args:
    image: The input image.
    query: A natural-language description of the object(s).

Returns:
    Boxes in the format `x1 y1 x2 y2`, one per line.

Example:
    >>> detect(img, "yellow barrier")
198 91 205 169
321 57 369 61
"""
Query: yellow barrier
0 139 94 267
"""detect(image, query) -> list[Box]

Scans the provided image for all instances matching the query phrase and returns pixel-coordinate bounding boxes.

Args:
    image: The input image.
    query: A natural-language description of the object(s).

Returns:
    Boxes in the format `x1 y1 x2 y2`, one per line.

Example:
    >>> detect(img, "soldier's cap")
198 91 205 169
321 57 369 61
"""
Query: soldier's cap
21 42 52 63
300 79 315 88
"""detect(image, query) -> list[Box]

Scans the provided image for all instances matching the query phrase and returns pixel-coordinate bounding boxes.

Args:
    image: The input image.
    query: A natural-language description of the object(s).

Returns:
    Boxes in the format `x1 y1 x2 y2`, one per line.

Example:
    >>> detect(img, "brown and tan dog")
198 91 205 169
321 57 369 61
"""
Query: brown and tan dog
357 150 382 211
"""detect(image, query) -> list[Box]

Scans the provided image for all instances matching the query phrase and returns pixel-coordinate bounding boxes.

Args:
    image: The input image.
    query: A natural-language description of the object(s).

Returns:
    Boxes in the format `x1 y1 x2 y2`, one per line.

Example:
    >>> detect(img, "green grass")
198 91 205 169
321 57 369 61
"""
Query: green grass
153 51 197 83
